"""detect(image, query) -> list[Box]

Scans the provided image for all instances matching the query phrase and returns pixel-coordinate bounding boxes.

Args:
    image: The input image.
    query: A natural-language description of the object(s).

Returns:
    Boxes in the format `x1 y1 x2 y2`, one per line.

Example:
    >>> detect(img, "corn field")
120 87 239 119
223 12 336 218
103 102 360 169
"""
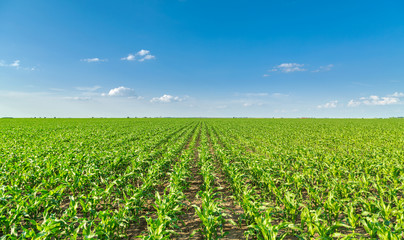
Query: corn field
0 118 403 239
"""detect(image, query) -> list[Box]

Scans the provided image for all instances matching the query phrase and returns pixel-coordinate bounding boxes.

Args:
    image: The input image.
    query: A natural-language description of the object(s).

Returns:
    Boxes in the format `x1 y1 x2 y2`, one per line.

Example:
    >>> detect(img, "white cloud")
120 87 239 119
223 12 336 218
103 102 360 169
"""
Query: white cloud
271 93 289 98
0 60 20 68
139 54 155 62
102 86 135 97
262 74 270 77
0 60 37 71
391 92 404 97
10 60 20 67
317 100 338 109
312 64 334 72
121 54 136 61
242 102 264 107
272 63 306 73
76 86 101 92
360 95 399 106
347 100 361 107
81 58 107 63
128 96 144 100
137 49 150 56
267 63 333 75
150 94 185 103
121 49 155 62
49 88 65 92
348 93 403 107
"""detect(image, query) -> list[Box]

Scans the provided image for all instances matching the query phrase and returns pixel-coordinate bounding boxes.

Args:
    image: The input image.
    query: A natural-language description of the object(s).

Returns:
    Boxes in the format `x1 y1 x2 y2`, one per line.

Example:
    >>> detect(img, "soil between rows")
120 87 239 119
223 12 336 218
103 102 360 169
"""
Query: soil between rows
126 123 199 238
175 125 203 239
206 127 248 240
176 123 248 239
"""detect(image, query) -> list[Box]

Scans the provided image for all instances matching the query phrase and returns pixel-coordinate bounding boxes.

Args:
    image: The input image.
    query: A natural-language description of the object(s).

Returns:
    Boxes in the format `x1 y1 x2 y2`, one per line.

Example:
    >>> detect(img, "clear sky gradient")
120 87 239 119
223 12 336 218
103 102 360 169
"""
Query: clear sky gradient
1 0 403 117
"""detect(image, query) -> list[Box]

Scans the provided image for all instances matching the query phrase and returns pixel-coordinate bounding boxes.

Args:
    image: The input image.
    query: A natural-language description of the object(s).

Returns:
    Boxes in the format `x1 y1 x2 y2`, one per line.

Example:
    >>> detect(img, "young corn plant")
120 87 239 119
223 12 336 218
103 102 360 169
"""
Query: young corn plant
142 126 198 239
193 130 229 239
278 191 300 223
194 188 228 239
245 208 290 240
344 203 360 231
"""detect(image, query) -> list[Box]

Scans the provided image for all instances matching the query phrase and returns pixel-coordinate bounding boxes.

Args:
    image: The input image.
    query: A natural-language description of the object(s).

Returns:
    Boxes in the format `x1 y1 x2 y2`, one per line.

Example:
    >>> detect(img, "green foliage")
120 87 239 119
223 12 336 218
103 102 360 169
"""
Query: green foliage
0 118 403 238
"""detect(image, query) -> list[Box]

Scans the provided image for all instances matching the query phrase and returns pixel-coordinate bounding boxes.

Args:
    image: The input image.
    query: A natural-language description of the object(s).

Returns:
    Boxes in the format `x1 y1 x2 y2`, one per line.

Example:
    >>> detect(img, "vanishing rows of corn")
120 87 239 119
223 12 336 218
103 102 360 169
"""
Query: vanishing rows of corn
207 119 404 239
0 118 403 239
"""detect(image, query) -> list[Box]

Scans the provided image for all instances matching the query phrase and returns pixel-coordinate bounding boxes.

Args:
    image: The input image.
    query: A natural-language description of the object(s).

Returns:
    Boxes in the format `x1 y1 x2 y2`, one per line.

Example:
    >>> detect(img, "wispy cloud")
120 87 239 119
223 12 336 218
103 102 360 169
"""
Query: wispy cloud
267 63 333 75
317 100 338 109
236 92 269 97
121 49 155 62
81 58 107 63
242 102 264 107
391 92 404 97
49 88 65 92
0 60 36 71
347 100 361 107
236 92 288 98
76 86 101 92
347 93 403 107
10 60 20 68
102 86 135 97
271 63 306 73
262 74 270 77
64 96 91 101
312 64 334 72
0 60 20 68
151 94 186 103
139 54 155 62
360 96 399 106
0 60 20 69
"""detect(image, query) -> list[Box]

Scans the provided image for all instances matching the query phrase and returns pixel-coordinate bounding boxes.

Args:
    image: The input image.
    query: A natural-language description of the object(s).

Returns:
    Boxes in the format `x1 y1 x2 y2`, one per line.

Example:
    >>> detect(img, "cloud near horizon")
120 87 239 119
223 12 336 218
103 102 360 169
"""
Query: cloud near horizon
64 96 91 101
150 94 185 103
102 86 136 97
76 86 101 92
348 93 403 107
317 100 338 109
391 92 404 97
236 92 288 98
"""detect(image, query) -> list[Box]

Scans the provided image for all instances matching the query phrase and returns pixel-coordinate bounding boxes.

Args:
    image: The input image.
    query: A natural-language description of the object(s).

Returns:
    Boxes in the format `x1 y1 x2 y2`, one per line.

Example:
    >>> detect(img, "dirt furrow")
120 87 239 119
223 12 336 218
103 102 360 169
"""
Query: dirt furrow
127 122 199 239
175 126 203 239
205 126 248 240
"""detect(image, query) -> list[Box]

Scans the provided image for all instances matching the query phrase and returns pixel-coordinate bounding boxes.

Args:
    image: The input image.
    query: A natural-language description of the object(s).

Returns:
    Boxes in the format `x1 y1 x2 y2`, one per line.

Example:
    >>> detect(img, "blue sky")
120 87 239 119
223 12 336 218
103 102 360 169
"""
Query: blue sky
0 0 403 117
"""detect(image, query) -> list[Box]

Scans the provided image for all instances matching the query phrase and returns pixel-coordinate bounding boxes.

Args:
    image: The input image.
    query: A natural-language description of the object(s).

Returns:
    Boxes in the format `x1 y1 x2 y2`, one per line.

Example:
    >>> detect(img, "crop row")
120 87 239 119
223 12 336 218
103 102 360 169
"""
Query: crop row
0 118 403 239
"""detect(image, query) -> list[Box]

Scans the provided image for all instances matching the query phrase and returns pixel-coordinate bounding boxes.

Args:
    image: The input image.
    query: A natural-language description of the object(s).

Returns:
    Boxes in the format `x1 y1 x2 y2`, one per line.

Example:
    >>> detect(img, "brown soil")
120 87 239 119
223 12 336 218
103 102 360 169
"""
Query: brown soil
127 123 199 239
213 172 248 240
206 126 249 240
175 126 203 239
